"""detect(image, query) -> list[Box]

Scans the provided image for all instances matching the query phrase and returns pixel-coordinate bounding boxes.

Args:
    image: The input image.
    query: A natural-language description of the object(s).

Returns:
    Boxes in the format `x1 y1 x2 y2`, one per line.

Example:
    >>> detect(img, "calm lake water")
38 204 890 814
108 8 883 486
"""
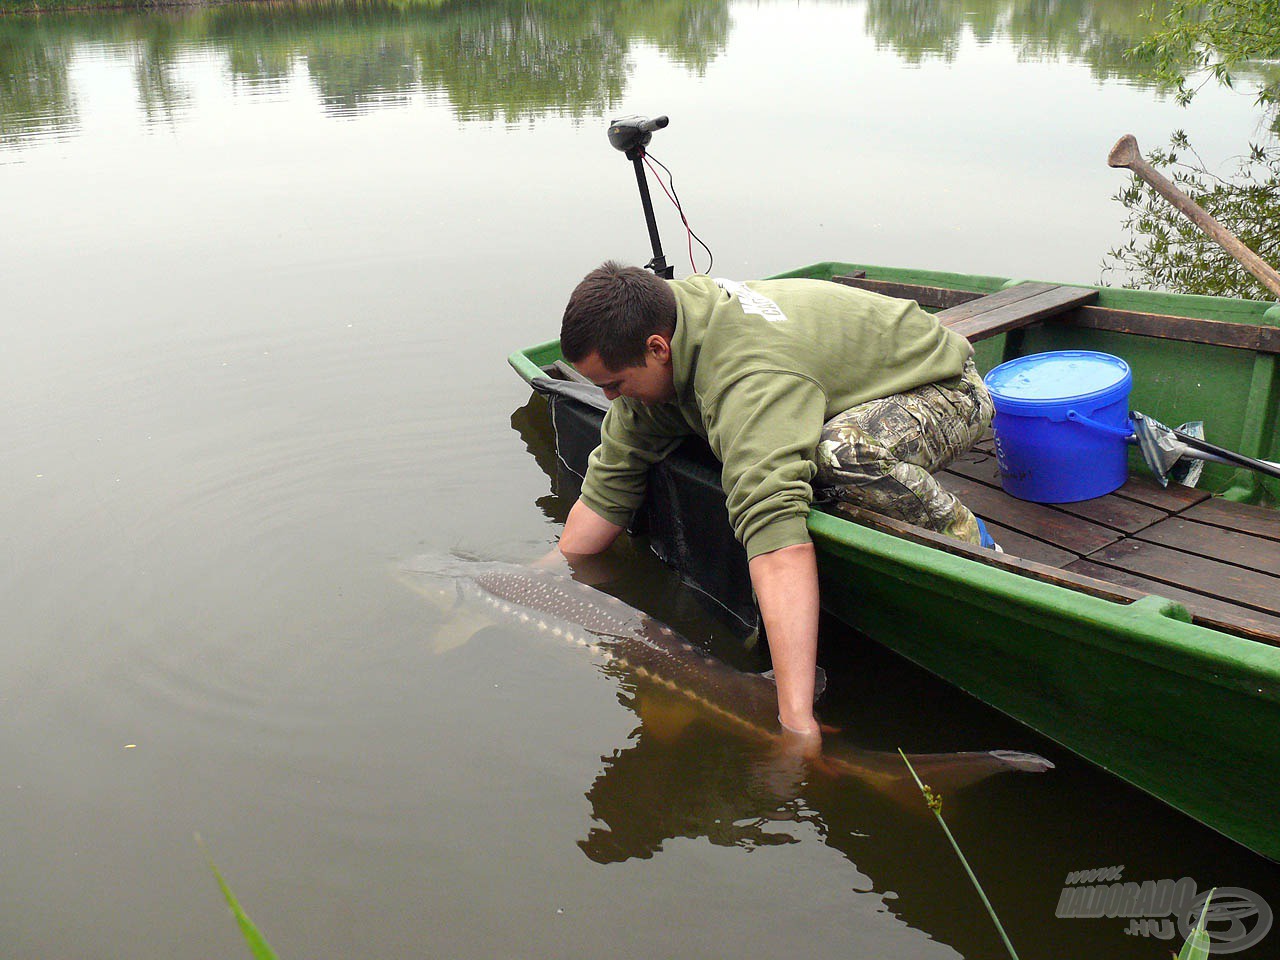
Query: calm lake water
2 1 1278 957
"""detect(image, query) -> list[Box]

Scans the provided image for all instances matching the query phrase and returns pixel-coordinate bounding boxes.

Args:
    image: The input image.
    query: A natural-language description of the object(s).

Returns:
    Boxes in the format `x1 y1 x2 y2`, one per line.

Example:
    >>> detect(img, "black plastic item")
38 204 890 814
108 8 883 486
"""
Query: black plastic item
606 115 668 155
606 115 674 279
531 376 757 631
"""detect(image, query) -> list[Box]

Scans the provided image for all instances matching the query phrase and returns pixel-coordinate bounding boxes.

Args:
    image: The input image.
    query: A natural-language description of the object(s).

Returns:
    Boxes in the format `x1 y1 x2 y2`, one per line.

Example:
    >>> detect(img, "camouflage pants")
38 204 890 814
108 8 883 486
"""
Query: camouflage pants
814 359 994 544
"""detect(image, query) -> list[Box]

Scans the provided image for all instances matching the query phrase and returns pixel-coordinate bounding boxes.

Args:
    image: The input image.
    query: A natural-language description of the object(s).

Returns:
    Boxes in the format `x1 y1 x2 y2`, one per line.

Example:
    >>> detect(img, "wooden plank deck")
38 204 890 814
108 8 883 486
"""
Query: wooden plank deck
929 444 1280 644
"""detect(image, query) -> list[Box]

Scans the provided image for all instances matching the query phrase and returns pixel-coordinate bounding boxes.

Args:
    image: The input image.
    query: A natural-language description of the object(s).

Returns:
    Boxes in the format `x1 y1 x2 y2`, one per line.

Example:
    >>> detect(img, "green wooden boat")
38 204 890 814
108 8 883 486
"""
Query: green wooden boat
508 261 1280 862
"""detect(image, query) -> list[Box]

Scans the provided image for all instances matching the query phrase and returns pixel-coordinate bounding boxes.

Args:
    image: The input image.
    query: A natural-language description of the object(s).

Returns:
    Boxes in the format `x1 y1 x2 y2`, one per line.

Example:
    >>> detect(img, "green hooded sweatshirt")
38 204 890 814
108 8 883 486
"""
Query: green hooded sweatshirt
578 276 973 559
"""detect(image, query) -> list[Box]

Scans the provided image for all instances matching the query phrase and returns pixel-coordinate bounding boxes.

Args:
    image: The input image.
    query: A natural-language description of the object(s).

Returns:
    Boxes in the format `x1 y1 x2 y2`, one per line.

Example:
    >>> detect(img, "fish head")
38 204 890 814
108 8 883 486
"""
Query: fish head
392 555 500 654
393 557 465 616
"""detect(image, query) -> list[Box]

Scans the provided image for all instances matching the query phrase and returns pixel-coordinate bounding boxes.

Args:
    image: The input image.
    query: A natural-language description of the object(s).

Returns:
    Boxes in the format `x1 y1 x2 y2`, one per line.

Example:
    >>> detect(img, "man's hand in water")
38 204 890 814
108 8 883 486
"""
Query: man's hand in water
778 717 824 759
756 720 823 803
534 499 626 582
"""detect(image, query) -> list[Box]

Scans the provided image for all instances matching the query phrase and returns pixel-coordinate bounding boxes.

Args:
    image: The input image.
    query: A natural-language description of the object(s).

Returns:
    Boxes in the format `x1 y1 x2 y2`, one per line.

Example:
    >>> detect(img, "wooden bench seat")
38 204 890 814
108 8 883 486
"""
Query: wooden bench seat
833 275 1098 342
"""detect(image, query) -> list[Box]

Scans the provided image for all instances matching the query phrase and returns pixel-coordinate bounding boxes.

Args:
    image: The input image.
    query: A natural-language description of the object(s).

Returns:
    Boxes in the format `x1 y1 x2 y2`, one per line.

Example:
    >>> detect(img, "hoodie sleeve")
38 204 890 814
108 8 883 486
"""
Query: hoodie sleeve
702 372 825 559
578 400 693 528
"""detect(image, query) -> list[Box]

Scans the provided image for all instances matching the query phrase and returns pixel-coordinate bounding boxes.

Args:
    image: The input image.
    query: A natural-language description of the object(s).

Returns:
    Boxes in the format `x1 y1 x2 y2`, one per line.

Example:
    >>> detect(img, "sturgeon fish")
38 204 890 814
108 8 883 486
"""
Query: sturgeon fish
398 556 1054 795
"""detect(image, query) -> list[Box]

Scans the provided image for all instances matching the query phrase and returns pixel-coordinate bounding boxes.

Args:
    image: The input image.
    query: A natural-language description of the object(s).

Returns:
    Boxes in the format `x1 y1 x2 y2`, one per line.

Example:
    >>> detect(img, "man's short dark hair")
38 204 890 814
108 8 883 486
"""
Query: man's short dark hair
560 261 677 369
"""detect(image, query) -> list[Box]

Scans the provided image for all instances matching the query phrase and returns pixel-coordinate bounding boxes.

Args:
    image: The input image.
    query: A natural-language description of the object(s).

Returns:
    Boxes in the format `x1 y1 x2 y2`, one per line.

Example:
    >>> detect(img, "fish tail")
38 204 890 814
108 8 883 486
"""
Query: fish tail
897 749 1055 794
987 749 1056 773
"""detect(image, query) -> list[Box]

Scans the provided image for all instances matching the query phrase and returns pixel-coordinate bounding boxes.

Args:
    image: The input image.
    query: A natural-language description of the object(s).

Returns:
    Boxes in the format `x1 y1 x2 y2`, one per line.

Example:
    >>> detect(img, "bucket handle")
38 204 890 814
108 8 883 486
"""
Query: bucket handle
1067 409 1136 441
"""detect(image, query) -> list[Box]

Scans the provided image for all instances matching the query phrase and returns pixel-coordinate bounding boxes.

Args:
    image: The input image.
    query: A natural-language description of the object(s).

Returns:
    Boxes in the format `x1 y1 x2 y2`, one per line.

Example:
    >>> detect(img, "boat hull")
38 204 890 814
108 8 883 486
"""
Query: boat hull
808 508 1280 862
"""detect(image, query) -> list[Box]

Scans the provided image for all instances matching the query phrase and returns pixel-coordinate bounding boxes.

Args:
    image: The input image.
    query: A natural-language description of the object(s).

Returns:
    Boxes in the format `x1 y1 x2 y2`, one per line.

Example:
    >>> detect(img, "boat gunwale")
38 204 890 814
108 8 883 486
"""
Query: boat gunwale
806 509 1280 688
776 260 1280 326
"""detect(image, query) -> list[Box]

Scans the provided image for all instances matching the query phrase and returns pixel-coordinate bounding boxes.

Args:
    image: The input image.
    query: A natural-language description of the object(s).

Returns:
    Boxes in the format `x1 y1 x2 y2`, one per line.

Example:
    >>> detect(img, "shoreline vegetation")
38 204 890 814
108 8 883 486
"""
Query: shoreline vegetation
0 0 448 16
2 0 236 13
4 0 187 11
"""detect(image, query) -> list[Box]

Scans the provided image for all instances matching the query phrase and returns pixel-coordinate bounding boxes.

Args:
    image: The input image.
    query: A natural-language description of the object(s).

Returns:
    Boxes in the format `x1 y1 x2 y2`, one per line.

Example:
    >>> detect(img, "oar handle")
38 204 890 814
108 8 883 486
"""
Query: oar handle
1108 135 1280 300
1172 428 1280 480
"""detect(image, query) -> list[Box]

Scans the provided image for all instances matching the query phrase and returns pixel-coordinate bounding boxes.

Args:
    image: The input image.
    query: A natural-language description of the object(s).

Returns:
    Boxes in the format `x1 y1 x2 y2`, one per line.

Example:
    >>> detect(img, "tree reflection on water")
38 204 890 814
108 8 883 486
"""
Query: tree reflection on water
1 0 1179 154
0 0 729 151
864 0 1170 83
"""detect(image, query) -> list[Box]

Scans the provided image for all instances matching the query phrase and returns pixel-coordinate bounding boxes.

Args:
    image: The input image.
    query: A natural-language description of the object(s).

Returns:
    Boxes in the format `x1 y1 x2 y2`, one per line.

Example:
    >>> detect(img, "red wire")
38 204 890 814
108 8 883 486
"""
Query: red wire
643 154 700 274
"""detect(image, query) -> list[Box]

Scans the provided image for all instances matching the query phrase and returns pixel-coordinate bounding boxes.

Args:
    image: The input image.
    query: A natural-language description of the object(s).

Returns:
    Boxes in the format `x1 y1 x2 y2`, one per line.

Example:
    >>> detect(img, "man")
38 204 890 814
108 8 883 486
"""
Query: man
555 262 994 744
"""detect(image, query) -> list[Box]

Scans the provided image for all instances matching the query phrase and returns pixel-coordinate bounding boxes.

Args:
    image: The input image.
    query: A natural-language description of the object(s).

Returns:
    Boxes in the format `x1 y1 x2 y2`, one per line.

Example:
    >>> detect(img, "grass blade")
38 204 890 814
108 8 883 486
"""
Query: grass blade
1178 888 1216 960
195 834 283 960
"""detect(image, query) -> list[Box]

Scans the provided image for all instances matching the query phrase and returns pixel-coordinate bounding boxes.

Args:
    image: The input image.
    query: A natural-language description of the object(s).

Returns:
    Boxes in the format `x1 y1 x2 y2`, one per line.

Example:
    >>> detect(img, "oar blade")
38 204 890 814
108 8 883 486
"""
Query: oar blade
1131 411 1181 486
1168 421 1206 487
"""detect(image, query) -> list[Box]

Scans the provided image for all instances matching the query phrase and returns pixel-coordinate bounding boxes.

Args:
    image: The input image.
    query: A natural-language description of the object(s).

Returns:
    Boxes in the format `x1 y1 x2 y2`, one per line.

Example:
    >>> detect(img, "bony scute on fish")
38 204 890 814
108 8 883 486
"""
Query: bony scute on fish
395 555 1054 800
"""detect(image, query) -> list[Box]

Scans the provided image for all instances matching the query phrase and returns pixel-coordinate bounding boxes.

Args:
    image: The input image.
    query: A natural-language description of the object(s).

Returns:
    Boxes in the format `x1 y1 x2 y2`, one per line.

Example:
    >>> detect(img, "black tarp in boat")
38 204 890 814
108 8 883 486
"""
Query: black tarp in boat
529 375 758 632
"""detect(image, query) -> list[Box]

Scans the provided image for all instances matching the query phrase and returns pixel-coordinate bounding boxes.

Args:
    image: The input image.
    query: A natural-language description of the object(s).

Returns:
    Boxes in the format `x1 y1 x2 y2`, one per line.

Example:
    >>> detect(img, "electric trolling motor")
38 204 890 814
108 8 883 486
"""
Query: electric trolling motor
607 114 674 279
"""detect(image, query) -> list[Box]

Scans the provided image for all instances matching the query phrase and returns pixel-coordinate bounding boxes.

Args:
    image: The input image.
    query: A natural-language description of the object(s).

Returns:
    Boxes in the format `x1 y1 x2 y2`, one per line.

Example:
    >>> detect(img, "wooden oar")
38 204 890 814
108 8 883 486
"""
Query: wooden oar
1108 134 1280 300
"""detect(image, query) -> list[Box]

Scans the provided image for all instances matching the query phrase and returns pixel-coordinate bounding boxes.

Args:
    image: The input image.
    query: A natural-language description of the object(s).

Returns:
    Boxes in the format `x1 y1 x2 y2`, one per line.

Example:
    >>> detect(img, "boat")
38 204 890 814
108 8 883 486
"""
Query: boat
507 260 1280 862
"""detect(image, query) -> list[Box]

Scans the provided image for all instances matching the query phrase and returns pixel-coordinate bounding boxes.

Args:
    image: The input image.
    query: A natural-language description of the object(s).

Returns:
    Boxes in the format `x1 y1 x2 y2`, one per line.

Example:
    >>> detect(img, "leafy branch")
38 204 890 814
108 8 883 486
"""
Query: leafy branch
1130 0 1280 116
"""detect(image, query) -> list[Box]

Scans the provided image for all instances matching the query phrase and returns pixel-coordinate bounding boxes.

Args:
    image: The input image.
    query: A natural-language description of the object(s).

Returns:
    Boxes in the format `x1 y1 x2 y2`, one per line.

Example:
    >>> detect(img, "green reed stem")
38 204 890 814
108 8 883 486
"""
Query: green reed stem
897 749 1020 960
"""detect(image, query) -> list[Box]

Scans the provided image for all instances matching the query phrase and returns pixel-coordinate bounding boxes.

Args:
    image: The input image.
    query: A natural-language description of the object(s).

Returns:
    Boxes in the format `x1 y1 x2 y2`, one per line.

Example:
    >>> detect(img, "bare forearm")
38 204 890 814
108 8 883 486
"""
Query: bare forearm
749 541 821 735
559 498 625 557
533 499 626 579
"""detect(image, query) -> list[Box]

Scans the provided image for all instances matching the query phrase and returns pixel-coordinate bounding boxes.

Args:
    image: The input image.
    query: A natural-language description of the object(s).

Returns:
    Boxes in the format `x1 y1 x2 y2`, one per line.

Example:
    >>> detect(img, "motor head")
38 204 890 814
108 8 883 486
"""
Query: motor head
608 115 669 156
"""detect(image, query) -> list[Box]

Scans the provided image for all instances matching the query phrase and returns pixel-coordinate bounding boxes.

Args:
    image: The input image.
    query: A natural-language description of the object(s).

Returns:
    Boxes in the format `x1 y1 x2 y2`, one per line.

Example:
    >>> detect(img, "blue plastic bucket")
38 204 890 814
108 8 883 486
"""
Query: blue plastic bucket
983 351 1134 503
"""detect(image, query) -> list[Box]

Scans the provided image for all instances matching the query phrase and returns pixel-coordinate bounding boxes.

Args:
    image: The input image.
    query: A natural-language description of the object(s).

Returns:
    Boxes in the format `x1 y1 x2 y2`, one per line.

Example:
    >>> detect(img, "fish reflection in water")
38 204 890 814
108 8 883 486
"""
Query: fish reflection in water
397 554 1053 860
